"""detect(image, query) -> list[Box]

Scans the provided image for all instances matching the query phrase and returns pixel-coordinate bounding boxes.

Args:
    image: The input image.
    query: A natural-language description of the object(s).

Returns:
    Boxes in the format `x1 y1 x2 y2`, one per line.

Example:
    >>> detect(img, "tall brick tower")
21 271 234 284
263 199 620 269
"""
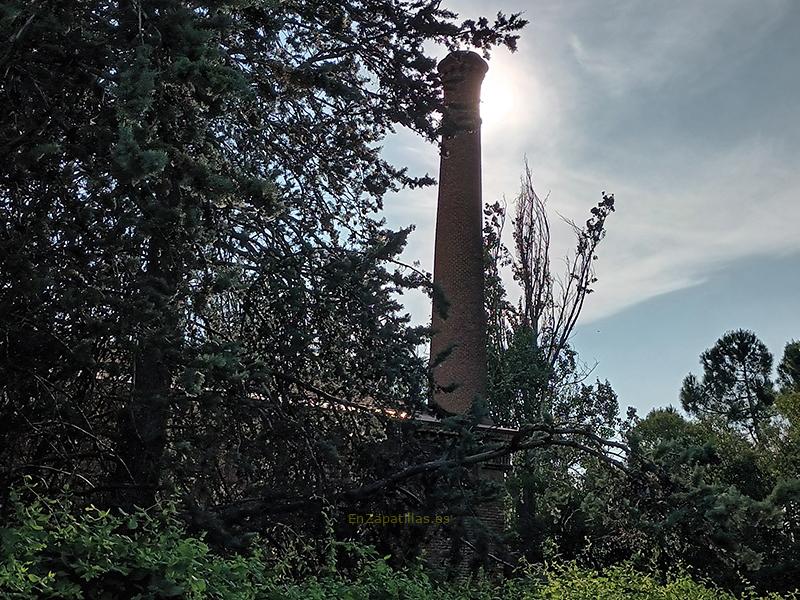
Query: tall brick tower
430 51 489 417
423 52 513 575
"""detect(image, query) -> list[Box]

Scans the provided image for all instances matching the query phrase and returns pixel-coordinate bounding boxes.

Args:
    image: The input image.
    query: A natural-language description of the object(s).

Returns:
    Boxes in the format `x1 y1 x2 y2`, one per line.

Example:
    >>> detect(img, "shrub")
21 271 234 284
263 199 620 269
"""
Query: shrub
0 490 271 598
1 489 795 599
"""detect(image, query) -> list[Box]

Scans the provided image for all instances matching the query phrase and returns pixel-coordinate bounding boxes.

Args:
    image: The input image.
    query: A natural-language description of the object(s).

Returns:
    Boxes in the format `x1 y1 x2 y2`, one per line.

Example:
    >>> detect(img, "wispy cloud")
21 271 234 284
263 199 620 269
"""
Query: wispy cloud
537 137 800 322
564 0 790 96
384 0 800 327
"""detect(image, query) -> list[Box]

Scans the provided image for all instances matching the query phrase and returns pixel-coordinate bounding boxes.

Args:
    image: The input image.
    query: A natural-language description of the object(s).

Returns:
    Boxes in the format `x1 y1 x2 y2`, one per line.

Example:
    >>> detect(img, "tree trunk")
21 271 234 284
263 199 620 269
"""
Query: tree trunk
110 237 178 510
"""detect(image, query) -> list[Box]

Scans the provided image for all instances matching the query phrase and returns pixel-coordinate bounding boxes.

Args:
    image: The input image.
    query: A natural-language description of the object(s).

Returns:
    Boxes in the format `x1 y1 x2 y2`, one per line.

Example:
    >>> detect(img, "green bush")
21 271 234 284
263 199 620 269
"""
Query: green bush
1 490 795 599
0 490 272 598
502 563 794 600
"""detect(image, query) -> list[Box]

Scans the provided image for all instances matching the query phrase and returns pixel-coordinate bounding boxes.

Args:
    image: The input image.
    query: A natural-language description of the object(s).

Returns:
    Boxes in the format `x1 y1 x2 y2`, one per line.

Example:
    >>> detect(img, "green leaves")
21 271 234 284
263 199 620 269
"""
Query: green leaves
0 0 528 579
117 45 157 119
2 487 779 599
112 126 169 183
0 492 250 599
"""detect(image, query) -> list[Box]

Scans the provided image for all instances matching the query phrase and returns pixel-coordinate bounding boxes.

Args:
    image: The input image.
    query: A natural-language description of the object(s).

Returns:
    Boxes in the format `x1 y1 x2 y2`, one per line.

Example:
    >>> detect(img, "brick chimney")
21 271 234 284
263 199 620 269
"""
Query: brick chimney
430 51 489 417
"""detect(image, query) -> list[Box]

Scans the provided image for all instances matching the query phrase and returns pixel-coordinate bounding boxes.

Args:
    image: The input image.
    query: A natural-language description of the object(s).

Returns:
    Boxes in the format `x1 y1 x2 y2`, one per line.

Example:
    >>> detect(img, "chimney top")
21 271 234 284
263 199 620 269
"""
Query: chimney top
437 51 489 80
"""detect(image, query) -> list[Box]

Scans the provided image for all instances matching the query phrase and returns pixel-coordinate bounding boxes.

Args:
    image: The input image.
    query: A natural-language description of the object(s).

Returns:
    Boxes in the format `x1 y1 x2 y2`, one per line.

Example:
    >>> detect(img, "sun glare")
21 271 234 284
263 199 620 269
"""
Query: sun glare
480 65 517 129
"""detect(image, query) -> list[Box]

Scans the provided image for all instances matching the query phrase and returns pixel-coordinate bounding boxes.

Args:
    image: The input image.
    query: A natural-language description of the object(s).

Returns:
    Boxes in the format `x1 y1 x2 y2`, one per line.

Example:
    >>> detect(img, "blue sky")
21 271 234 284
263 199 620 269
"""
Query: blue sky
382 0 800 416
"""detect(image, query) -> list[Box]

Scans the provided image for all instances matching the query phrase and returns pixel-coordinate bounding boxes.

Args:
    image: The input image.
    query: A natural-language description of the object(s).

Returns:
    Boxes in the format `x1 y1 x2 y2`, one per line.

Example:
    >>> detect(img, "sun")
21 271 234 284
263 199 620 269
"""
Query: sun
479 63 517 129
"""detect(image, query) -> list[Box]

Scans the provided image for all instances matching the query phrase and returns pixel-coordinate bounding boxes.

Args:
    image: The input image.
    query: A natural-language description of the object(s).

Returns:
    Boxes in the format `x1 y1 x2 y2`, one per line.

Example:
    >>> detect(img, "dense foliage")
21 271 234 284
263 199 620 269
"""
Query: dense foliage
480 171 799 594
0 0 524 541
494 328 800 594
2 490 793 599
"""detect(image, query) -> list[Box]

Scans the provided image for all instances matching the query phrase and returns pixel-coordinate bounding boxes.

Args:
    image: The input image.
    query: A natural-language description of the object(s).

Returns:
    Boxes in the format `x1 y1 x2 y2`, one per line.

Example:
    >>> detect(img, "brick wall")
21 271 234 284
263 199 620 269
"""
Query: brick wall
416 423 514 577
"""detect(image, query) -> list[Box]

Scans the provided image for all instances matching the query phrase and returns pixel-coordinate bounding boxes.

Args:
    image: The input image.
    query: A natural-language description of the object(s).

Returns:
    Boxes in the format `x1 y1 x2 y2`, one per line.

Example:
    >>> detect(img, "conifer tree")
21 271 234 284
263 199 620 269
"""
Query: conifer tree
0 0 525 515
681 330 775 445
778 340 800 393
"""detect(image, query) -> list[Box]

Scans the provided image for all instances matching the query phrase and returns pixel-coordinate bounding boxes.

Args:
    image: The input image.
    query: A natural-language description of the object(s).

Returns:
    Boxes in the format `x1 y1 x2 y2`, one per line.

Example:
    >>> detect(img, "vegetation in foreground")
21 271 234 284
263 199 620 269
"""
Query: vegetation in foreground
1 491 795 599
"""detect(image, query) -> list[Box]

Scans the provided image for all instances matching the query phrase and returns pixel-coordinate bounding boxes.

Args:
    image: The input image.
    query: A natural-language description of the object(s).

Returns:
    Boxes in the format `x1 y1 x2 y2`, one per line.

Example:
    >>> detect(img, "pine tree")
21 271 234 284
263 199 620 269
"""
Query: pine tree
681 330 775 446
777 340 800 394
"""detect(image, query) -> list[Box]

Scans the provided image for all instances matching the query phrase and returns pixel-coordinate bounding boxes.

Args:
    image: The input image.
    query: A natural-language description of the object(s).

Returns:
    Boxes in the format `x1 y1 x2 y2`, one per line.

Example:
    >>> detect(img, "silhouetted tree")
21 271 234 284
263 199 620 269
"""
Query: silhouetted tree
484 160 615 426
0 0 525 522
680 330 775 445
778 340 800 394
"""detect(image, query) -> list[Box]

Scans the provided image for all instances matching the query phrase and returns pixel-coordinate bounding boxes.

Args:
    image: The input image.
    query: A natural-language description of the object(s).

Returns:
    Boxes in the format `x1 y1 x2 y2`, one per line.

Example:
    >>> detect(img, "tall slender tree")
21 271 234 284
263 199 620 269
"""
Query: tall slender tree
484 161 615 426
